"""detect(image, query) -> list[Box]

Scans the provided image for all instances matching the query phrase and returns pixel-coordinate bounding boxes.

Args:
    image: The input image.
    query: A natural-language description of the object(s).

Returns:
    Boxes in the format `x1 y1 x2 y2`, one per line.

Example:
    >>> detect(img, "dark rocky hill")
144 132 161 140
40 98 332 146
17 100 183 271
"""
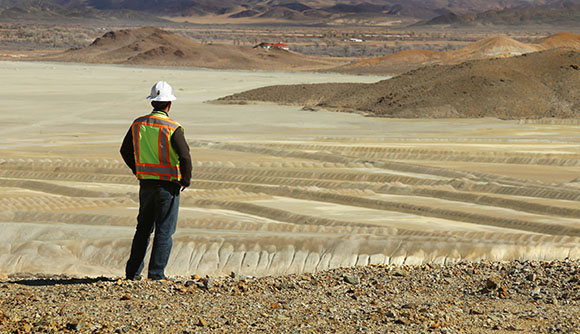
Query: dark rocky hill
218 49 580 119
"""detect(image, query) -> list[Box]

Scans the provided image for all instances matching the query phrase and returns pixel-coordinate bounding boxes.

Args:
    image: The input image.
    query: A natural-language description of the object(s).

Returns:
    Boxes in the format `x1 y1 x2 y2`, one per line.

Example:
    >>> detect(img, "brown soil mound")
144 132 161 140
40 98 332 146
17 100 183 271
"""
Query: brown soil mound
219 49 580 119
534 32 580 49
36 27 346 71
333 32 580 75
338 49 445 75
451 36 540 59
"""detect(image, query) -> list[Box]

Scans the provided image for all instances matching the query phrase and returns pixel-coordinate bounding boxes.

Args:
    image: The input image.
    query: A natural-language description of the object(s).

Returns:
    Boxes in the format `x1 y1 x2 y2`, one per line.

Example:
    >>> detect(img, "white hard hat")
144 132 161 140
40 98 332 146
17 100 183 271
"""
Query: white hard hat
146 81 177 102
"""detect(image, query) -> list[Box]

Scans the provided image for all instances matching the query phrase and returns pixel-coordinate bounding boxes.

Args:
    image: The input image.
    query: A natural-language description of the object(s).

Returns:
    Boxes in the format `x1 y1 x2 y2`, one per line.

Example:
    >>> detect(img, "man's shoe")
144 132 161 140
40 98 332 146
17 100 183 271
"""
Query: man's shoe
149 276 173 282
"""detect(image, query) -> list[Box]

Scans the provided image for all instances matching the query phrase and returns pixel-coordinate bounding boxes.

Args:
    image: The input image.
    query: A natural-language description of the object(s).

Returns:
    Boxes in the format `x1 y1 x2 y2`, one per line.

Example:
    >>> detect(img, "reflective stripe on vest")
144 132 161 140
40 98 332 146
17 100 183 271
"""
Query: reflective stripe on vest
132 111 182 182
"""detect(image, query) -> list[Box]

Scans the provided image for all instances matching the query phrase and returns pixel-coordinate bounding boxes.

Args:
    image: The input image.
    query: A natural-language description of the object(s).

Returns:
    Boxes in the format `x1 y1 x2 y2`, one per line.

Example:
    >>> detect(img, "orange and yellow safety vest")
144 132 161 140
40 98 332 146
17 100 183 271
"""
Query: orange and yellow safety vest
132 111 182 182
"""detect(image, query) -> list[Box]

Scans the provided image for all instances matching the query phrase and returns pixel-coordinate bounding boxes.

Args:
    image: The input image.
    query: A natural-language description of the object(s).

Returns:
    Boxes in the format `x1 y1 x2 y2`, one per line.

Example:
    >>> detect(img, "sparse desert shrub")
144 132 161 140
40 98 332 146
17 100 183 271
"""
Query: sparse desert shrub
0 24 103 49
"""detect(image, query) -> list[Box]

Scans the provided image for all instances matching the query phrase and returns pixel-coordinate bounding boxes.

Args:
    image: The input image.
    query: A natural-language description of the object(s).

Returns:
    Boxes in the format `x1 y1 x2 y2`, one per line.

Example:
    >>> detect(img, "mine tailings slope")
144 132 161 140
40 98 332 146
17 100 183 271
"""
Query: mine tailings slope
219 48 580 119
37 26 346 71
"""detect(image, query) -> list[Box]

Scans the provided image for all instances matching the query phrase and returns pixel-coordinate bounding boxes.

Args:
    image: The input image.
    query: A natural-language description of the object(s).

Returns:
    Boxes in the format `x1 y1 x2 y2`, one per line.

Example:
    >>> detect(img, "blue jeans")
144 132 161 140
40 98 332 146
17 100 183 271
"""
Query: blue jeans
125 180 180 280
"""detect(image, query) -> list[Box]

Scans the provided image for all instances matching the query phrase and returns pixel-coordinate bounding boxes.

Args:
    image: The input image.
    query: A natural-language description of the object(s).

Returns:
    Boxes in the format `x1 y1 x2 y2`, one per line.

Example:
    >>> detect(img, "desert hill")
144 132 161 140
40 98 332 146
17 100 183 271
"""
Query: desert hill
420 5 580 27
218 48 580 119
37 27 348 71
171 0 562 25
29 27 580 78
0 0 167 23
332 49 446 75
534 32 580 49
332 32 580 75
451 36 539 58
1 0 576 25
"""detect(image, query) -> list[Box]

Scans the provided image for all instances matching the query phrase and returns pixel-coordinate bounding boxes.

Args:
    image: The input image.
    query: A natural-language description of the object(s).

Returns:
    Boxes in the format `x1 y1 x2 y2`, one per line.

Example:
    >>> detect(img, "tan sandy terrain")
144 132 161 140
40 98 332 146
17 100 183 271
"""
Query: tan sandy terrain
1 61 580 279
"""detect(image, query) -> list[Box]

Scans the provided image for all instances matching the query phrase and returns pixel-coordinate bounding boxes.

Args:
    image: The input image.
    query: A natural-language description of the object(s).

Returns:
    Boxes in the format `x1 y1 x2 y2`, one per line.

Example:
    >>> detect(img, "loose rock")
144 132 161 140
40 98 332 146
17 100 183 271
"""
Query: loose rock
1 260 580 333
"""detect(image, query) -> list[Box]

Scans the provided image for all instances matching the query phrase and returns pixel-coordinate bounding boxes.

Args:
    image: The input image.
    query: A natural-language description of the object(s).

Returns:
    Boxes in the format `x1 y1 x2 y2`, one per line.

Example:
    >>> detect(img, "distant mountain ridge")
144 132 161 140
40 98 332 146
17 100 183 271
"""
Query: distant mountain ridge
0 0 168 23
1 0 579 24
419 0 580 26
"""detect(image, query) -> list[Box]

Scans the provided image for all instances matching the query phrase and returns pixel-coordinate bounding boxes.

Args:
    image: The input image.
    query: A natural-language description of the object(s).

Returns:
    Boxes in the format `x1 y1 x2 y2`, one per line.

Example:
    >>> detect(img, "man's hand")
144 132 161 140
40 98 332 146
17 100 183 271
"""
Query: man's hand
179 180 189 192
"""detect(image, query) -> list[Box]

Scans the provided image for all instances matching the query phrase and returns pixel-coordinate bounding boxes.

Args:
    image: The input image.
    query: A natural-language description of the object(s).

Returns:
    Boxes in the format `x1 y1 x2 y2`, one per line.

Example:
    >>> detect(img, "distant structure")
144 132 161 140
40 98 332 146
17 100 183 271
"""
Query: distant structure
254 42 290 50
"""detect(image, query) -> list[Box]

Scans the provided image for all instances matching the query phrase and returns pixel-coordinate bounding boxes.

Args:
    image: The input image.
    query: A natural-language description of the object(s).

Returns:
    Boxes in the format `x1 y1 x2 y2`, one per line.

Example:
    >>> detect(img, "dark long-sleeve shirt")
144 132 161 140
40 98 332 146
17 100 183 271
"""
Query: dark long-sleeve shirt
120 122 192 187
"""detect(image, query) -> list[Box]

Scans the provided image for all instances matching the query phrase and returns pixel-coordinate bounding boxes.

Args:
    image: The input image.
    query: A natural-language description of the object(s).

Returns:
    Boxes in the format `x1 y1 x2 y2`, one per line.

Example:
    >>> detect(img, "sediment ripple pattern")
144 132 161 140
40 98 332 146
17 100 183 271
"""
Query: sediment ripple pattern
1 138 580 277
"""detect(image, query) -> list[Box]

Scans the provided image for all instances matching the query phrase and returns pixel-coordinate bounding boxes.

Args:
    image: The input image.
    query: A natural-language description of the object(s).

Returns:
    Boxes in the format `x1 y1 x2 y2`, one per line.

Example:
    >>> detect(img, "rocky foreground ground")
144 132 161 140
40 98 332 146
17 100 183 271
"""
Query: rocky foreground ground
1 260 580 333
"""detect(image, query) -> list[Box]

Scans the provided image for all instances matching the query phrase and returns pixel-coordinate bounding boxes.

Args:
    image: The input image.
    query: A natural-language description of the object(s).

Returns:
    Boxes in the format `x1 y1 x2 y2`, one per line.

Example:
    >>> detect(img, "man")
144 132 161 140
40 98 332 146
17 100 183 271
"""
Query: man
120 81 192 280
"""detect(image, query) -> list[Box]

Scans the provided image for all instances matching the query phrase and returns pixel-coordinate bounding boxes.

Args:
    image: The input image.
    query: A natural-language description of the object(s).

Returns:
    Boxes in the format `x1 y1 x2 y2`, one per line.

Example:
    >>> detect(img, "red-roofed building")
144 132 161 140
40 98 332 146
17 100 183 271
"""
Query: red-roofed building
271 43 289 50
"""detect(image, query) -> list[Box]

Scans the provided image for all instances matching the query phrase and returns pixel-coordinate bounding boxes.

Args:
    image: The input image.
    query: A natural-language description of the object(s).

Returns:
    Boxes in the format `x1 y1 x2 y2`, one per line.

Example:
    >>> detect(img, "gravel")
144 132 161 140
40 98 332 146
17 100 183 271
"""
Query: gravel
2 259 580 333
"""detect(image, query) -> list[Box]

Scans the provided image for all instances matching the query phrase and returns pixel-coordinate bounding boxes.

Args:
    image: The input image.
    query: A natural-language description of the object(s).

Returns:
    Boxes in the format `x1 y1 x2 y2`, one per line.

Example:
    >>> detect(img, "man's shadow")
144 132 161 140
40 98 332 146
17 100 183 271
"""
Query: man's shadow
8 276 115 286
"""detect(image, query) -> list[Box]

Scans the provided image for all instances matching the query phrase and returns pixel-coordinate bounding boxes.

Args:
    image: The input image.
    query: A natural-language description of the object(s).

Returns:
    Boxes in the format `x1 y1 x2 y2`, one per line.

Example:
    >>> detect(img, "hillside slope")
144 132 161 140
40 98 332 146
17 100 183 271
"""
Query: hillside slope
332 32 580 75
37 27 347 71
0 0 167 23
419 5 580 26
219 49 580 119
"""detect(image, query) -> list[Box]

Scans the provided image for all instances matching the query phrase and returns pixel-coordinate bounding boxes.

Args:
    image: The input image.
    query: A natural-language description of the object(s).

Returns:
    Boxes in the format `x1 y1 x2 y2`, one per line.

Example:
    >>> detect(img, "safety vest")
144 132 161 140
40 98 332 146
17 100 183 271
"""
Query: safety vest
132 111 182 182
